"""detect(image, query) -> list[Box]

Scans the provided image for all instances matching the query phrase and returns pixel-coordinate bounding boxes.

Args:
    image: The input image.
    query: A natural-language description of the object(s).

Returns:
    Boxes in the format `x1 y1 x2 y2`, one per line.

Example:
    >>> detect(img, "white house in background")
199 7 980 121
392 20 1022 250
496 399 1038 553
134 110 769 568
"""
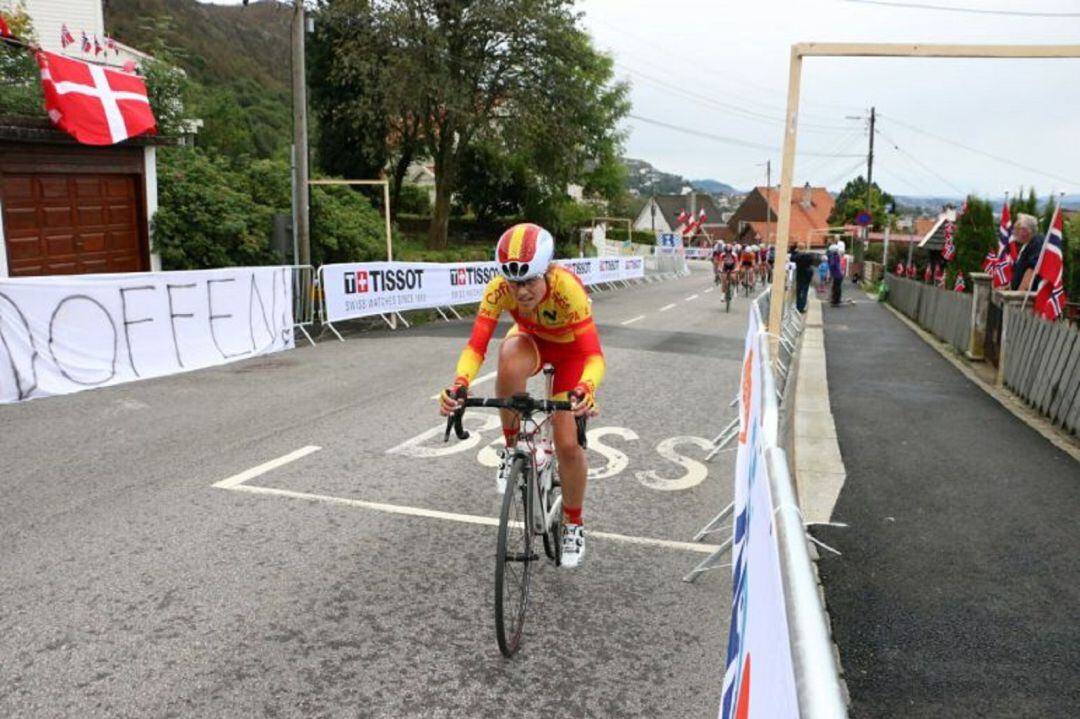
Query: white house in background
0 0 165 278
24 0 153 68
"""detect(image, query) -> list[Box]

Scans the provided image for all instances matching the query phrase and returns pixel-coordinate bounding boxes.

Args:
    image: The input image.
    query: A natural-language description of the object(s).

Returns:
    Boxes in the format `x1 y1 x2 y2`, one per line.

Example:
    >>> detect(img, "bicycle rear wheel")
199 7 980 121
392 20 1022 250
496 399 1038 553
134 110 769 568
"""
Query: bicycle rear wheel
494 456 533 658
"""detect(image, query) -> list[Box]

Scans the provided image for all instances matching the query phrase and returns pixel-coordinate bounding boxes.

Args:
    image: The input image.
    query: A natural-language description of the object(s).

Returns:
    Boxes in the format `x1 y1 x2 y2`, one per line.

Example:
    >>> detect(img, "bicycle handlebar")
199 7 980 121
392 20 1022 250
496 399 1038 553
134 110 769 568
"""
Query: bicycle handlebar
443 391 587 448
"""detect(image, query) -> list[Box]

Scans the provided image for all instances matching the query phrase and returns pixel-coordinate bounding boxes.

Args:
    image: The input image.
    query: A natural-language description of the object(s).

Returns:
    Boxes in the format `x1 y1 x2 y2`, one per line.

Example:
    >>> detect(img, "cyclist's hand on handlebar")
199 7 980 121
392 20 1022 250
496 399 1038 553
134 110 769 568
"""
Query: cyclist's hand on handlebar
569 384 599 418
438 379 468 416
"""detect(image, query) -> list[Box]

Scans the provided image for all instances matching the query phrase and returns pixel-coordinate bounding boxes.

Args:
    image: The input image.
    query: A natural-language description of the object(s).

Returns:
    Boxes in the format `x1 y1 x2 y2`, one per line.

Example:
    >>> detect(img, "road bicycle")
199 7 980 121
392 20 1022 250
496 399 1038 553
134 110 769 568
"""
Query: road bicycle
444 366 586 658
721 268 735 312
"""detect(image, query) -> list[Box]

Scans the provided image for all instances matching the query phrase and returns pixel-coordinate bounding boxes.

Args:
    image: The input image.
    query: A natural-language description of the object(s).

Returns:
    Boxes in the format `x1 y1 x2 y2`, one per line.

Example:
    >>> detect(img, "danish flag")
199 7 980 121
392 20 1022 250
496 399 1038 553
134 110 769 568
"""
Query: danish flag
1033 203 1067 320
36 50 156 145
676 209 689 226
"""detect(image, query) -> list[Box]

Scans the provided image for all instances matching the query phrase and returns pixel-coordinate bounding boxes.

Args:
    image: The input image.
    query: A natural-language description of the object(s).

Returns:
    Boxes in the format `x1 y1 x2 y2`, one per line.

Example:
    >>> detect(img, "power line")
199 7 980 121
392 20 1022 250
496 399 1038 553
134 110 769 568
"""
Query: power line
877 129 968 196
877 112 1080 188
626 113 866 157
843 0 1080 17
614 61 852 133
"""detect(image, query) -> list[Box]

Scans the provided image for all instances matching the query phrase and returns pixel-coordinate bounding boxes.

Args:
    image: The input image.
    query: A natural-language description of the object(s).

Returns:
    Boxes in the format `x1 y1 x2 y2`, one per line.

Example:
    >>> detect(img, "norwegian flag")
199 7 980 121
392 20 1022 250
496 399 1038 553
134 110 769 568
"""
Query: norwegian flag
954 271 966 292
982 249 997 272
1033 203 1068 320
991 201 1016 288
907 263 917 279
924 266 932 283
36 50 156 145
941 220 957 261
934 266 946 288
61 23 75 48
93 34 103 56
81 30 91 53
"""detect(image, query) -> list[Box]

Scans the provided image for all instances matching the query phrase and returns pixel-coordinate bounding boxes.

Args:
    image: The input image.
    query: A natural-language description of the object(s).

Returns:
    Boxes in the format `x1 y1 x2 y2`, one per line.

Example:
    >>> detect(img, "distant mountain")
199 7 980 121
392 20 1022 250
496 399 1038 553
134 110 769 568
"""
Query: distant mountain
894 194 1080 214
691 179 739 195
623 158 688 196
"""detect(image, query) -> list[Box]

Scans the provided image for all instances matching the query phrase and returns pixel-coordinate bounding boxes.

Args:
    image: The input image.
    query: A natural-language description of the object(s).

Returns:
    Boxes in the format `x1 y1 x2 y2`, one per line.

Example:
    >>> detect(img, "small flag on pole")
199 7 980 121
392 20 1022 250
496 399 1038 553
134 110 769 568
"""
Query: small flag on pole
81 30 91 53
942 220 957 261
93 34 103 56
61 23 75 48
1033 202 1068 320
954 271 966 292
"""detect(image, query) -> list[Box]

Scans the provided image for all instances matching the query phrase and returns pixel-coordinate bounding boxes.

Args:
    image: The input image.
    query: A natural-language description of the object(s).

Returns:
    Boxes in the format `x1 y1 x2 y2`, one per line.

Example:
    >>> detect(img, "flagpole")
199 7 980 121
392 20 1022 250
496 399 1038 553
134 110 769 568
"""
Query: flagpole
1019 192 1061 313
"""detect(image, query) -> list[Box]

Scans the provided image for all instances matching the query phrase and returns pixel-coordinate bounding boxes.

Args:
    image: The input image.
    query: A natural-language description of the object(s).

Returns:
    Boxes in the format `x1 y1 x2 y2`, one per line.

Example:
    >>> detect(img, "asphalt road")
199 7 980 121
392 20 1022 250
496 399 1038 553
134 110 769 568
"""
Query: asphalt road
0 265 751 718
813 297 1080 718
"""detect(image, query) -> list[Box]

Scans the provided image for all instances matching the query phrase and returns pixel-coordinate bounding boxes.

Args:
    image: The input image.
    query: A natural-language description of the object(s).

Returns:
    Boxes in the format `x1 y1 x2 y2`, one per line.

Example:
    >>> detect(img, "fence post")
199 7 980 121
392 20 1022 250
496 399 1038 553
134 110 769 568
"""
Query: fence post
967 272 991 361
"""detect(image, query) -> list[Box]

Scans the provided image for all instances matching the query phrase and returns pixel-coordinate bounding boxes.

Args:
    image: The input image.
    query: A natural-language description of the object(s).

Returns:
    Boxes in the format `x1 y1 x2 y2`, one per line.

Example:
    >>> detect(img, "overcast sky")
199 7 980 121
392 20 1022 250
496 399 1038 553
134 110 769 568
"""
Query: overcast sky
205 0 1080 198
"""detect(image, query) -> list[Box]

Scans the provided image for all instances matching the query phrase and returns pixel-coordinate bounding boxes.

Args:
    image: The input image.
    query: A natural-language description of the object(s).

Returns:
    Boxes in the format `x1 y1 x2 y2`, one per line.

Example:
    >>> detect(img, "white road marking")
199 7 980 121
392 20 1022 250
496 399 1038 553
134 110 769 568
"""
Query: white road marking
659 303 677 312
704 288 714 294
212 446 322 489
684 294 699 302
215 481 719 554
429 370 497 400
620 314 646 326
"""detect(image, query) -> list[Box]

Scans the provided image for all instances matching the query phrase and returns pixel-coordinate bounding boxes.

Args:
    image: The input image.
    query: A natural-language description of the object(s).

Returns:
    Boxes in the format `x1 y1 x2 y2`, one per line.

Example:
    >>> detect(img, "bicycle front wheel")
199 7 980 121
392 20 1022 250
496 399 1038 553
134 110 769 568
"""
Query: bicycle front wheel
494 456 532 658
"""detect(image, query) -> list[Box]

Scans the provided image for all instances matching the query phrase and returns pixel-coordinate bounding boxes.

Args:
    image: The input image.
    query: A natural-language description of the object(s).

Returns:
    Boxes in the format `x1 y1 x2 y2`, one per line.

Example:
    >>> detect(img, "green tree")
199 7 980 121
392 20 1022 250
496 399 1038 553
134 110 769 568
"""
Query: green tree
311 0 629 248
0 3 42 116
828 176 895 231
948 195 995 289
153 148 278 269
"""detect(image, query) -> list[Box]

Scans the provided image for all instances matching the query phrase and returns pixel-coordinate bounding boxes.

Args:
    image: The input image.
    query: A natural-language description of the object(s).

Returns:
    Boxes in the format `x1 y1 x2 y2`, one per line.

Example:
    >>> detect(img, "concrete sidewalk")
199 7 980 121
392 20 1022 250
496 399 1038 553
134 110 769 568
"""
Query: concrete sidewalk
811 296 1080 718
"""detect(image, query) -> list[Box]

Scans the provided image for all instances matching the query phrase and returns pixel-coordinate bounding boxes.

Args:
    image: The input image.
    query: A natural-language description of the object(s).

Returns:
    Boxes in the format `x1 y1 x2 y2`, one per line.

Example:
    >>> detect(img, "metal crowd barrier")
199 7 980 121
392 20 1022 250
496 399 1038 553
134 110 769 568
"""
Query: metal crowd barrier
289 264 316 346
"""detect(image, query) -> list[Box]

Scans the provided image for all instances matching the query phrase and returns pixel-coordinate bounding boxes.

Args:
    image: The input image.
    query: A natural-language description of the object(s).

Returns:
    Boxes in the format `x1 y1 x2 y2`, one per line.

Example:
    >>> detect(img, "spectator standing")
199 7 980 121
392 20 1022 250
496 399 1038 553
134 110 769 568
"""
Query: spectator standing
1009 213 1045 292
793 245 818 313
828 244 844 306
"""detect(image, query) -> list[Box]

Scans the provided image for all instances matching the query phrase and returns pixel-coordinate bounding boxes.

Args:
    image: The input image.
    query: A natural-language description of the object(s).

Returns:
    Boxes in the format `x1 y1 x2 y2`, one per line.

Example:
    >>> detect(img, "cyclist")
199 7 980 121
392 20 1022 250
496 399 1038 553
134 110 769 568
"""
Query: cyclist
719 243 738 296
711 240 725 283
766 244 776 282
439 223 603 568
740 243 757 289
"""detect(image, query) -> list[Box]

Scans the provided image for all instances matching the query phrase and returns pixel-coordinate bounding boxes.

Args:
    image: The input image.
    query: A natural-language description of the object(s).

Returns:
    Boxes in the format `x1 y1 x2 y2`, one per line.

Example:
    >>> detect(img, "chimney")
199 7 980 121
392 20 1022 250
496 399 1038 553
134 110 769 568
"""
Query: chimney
801 182 813 209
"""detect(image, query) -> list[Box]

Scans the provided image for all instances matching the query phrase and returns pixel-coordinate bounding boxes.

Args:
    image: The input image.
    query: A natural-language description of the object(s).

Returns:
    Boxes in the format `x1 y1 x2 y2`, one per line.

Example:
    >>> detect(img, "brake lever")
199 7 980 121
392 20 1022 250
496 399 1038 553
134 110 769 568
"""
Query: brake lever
442 387 471 442
576 416 587 449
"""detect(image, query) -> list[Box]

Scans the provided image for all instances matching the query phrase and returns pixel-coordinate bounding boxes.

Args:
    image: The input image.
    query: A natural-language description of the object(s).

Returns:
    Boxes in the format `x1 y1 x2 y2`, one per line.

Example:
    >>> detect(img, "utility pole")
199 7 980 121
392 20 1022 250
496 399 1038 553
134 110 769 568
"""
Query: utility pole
855 106 875 279
291 1 310 266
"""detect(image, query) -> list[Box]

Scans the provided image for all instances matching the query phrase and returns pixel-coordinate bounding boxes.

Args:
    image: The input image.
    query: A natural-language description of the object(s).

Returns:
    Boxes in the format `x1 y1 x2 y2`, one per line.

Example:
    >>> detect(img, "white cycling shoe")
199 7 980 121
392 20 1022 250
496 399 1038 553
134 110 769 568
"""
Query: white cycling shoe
560 523 586 568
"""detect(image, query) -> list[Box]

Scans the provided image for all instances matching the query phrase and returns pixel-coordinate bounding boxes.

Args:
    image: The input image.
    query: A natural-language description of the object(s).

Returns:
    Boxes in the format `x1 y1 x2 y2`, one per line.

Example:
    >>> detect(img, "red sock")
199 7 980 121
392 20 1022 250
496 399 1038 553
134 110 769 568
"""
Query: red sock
564 505 583 525
503 428 518 447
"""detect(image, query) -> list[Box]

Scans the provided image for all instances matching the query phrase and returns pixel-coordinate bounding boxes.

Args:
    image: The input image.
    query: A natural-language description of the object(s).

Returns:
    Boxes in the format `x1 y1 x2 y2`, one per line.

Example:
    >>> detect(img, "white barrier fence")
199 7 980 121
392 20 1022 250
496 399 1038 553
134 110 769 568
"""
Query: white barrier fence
319 256 645 326
0 266 297 404
718 294 847 718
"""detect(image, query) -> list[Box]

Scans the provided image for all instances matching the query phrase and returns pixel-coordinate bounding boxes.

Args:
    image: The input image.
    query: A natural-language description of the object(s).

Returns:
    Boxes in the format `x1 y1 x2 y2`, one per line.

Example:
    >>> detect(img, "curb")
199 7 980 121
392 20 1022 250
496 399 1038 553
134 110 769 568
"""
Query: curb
792 299 847 524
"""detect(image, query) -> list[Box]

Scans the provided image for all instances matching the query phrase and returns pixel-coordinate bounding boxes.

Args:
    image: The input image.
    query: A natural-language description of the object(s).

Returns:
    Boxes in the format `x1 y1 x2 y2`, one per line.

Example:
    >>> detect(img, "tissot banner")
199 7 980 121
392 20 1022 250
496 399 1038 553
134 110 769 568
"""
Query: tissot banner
322 258 644 323
0 267 295 403
719 307 799 719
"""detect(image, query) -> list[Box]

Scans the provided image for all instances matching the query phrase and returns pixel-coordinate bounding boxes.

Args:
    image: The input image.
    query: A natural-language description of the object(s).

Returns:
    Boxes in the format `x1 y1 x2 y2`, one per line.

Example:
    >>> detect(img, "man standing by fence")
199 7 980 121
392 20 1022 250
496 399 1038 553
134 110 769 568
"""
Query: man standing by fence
793 245 819 313
1010 213 1045 293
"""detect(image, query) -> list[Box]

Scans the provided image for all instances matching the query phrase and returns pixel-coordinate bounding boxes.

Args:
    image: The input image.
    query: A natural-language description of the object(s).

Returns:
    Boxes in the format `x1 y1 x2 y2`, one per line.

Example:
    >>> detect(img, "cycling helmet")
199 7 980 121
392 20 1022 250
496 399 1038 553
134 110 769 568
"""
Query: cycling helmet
495 223 555 281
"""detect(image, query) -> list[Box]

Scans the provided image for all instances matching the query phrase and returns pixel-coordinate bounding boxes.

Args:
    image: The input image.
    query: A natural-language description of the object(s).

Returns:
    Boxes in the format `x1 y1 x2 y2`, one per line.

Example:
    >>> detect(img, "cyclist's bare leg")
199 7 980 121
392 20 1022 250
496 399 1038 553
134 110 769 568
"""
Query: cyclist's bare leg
495 334 540 442
552 410 587 512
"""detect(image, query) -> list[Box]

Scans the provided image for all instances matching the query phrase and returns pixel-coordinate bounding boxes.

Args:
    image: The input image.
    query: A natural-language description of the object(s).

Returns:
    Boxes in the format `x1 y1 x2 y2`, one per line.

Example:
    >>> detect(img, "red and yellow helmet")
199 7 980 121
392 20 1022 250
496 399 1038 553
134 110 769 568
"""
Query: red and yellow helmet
495 223 554 281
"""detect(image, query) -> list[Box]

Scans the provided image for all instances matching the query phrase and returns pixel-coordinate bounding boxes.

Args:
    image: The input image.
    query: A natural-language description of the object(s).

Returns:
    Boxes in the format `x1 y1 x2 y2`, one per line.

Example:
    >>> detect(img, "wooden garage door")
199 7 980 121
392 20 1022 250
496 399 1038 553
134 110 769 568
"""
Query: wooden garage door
3 173 146 277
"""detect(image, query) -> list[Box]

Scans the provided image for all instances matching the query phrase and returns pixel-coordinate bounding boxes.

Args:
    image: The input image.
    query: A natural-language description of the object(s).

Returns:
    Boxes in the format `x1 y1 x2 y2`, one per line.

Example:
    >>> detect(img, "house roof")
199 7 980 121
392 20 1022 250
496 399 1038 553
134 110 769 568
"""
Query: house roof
917 210 957 250
733 185 835 247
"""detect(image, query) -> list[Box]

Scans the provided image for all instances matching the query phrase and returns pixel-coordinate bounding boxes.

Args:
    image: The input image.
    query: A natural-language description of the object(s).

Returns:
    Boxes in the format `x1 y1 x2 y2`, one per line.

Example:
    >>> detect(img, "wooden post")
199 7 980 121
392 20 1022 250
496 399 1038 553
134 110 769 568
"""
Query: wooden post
768 47 803 346
382 180 393 261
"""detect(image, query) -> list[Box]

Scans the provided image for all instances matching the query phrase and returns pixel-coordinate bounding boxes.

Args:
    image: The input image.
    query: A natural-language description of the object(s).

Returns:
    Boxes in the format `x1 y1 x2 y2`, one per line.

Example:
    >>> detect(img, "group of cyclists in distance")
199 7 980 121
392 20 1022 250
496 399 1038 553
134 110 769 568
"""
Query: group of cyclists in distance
711 239 777 295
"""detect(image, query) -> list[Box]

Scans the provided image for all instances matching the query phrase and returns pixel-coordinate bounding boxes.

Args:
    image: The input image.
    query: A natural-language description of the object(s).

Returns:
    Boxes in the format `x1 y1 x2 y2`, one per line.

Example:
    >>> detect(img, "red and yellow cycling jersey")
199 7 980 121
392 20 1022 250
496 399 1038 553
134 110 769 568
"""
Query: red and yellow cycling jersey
454 265 605 398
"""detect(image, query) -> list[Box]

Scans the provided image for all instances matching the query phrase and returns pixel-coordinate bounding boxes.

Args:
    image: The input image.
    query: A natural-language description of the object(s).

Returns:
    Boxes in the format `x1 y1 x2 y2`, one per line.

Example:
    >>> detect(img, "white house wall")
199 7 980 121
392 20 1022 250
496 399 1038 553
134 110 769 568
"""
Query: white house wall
24 0 104 54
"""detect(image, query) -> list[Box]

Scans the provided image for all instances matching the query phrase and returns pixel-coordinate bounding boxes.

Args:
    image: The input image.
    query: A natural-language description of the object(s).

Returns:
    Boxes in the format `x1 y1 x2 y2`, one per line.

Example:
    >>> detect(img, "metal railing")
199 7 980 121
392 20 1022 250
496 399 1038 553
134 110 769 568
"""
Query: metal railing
289 264 316 346
755 292 848 719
